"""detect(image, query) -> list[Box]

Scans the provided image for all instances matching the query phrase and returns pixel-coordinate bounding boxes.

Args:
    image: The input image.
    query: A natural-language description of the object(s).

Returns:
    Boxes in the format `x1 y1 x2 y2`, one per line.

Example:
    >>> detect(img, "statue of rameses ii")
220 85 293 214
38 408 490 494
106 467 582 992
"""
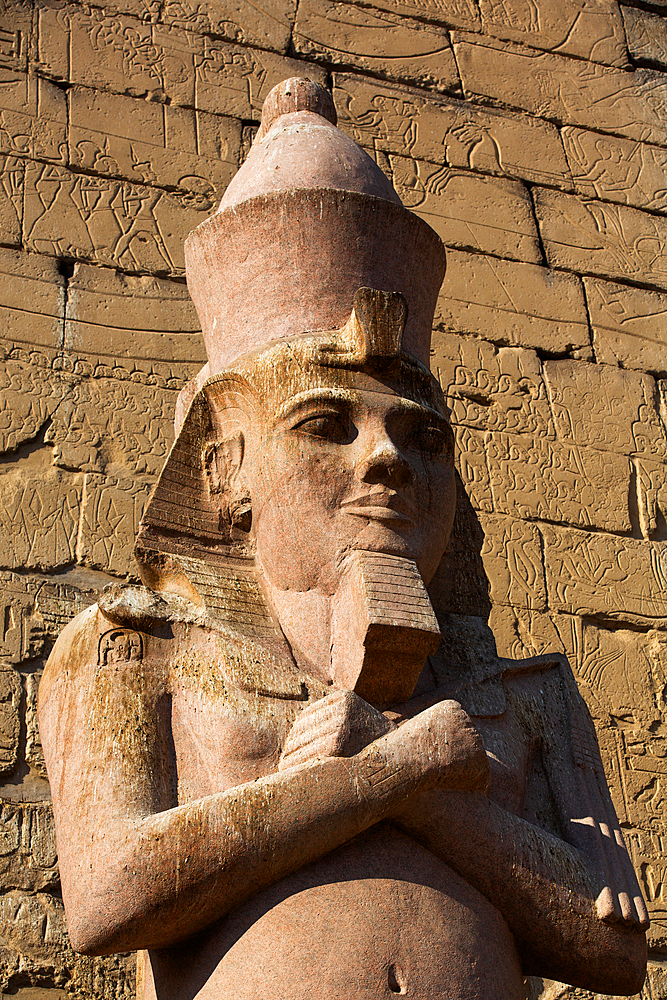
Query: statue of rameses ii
38 79 648 1000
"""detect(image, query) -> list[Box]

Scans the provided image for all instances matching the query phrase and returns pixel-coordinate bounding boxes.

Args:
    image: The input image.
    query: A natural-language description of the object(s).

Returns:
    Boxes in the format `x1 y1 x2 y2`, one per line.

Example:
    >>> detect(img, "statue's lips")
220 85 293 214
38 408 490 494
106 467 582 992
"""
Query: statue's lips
341 492 415 525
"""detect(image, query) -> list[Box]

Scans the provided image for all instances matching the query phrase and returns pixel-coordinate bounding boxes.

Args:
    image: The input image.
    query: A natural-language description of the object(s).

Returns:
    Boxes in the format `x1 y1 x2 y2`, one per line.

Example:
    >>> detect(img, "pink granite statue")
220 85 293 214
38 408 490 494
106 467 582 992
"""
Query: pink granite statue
38 79 648 1000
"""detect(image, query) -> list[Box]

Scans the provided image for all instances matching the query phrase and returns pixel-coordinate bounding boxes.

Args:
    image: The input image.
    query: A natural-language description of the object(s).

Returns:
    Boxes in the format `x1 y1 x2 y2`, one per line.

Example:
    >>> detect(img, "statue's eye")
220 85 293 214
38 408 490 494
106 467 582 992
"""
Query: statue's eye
411 423 452 456
293 412 351 443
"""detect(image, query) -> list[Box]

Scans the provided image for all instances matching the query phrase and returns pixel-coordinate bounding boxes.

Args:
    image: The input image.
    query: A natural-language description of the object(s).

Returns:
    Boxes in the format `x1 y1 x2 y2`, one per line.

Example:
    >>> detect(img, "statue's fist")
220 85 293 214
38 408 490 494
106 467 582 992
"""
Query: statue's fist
386 700 490 794
279 690 396 771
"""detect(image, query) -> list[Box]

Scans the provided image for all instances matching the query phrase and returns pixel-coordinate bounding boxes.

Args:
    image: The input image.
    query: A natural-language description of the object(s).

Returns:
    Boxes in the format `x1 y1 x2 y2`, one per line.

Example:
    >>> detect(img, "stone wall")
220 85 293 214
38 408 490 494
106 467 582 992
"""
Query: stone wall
2 0 667 996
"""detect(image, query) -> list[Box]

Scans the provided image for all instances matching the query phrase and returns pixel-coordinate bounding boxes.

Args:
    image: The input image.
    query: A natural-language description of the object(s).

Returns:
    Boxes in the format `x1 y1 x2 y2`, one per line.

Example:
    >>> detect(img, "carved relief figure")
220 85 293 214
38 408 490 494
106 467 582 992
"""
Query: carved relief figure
38 79 648 1000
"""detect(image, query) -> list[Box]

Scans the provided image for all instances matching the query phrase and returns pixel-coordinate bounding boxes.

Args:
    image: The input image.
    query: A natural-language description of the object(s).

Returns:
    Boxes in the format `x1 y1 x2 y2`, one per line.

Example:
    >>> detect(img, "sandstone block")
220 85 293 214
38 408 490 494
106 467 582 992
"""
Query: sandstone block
65 263 204 367
0 154 22 246
24 673 47 780
77 473 155 577
428 475 490 618
346 0 480 31
584 276 667 374
31 576 97 640
0 584 46 667
22 161 215 278
36 6 324 114
486 432 632 533
333 73 572 189
0 803 58 891
0 73 67 164
0 666 20 778
0 3 30 74
69 87 240 196
627 829 667 949
563 127 667 213
540 522 667 621
293 0 459 93
636 456 667 540
0 249 64 353
0 470 83 573
454 425 493 513
0 891 68 980
431 332 555 438
535 187 667 292
478 0 627 67
622 6 667 69
387 163 541 262
433 248 589 353
544 358 667 459
479 513 547 610
453 32 667 146
488 604 574 662
160 0 296 52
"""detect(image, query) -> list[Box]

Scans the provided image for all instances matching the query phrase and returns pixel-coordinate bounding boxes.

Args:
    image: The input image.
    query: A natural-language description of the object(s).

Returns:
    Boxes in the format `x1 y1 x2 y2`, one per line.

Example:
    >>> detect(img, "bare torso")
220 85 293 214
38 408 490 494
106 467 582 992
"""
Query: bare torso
139 630 529 1000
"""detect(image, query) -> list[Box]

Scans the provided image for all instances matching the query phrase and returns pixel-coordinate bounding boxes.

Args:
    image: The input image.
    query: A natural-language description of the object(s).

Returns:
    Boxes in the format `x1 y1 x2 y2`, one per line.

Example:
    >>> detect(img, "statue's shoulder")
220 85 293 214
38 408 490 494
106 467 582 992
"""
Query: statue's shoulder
431 613 572 717
39 601 103 710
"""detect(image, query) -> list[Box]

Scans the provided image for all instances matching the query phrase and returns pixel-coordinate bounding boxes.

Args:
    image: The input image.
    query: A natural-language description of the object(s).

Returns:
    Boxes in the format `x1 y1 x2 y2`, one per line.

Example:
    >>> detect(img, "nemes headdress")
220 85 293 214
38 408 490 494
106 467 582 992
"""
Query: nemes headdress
135 78 447 638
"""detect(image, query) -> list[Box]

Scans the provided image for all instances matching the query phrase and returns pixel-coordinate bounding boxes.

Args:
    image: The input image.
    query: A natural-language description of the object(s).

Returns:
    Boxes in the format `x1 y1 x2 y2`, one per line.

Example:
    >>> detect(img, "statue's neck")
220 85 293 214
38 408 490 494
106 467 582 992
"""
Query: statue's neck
258 551 442 706
261 580 335 687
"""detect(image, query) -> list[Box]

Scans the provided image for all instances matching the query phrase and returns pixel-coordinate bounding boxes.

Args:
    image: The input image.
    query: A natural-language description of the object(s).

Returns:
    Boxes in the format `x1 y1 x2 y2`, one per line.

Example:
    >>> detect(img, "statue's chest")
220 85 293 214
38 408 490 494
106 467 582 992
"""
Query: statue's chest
165 630 320 802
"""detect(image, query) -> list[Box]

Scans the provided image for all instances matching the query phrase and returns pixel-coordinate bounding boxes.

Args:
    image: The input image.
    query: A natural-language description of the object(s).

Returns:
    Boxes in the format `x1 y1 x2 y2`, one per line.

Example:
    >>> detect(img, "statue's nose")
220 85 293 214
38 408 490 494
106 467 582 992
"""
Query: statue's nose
356 438 412 489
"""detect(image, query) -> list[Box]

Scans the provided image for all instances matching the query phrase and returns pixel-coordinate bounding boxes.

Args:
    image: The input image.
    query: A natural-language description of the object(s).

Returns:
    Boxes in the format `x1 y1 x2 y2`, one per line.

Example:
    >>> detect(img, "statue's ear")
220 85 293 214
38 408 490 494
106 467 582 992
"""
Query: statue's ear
204 432 245 496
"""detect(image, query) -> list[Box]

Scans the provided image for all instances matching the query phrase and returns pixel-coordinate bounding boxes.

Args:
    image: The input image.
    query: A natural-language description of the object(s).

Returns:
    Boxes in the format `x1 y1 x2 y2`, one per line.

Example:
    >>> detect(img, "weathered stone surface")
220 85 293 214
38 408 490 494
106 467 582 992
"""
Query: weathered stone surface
346 0 480 31
65 263 204 367
0 249 64 352
491 600 667 951
433 248 590 352
453 32 667 146
541 522 667 621
0 471 83 573
0 155 23 247
0 73 67 165
563 127 667 213
160 0 296 51
478 0 628 67
0 582 46 668
36 6 325 114
68 87 240 195
22 161 213 277
622 6 667 70
456 423 631 531
584 276 667 374
432 332 555 437
0 891 70 987
334 73 573 189
544 358 667 459
0 667 20 779
454 425 494 513
479 513 547 610
535 187 667 292
293 1 459 93
0 4 30 74
24 673 46 780
77 474 153 578
384 163 541 262
0 803 58 891
486 432 632 532
636 456 667 540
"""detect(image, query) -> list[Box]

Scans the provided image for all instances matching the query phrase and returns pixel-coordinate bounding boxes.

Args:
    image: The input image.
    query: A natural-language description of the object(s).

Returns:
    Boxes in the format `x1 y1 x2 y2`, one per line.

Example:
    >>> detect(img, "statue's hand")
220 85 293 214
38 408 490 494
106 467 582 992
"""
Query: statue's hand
383 700 490 796
279 690 396 771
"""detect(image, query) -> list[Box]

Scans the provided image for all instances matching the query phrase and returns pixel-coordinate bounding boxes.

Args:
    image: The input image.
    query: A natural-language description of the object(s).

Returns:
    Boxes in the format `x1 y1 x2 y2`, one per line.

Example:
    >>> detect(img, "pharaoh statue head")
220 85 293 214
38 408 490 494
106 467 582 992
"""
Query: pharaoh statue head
135 78 453 706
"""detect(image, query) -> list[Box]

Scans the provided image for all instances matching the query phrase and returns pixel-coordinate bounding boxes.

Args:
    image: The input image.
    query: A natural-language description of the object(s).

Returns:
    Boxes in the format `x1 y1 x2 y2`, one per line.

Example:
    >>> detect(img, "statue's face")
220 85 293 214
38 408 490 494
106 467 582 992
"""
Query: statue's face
242 369 455 592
